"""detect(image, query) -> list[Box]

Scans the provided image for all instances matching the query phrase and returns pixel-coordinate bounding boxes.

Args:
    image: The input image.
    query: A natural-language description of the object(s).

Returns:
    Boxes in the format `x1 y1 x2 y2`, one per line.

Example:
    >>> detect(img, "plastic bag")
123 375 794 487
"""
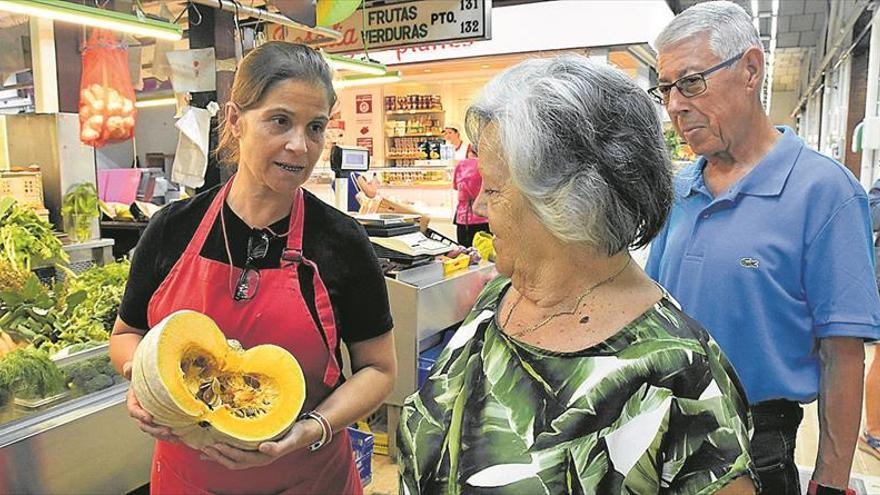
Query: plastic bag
472 231 495 260
78 29 137 147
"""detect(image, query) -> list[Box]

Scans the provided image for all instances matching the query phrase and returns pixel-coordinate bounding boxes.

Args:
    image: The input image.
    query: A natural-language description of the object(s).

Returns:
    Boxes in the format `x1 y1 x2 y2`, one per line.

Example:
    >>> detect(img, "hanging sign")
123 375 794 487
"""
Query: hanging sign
269 0 492 54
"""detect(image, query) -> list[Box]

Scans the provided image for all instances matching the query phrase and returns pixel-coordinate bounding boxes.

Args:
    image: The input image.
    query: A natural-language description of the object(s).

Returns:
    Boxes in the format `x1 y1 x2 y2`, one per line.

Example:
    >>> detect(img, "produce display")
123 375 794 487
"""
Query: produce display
0 256 130 409
131 310 306 450
0 197 68 271
64 259 131 344
0 348 66 406
0 260 31 358
0 176 132 418
64 353 118 396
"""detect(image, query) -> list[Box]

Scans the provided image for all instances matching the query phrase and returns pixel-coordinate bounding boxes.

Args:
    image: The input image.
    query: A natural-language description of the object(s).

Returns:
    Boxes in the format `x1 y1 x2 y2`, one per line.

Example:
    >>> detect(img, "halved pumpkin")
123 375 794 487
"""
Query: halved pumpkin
131 310 306 450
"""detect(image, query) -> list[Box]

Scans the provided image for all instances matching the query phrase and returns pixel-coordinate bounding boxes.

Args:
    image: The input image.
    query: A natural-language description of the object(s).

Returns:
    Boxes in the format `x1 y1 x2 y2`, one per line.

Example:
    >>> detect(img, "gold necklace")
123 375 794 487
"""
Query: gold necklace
505 257 632 339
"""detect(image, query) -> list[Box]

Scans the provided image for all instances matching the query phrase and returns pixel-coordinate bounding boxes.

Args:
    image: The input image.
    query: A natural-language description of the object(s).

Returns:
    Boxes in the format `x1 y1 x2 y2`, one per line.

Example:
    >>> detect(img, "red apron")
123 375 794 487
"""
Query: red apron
145 179 362 495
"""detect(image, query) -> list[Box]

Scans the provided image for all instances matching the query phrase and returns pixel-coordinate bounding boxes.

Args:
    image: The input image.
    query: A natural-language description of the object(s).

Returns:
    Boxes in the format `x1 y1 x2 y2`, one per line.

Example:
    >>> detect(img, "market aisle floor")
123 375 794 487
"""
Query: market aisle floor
365 346 880 495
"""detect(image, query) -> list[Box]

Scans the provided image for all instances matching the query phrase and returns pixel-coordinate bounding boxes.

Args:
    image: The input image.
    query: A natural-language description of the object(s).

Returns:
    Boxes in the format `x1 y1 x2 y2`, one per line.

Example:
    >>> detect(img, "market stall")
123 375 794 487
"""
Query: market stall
0 0 674 492
295 0 669 239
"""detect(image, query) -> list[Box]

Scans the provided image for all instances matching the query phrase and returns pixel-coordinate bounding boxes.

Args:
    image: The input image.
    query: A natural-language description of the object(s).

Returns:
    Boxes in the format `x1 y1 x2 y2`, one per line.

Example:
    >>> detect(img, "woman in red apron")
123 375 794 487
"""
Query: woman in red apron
109 43 396 494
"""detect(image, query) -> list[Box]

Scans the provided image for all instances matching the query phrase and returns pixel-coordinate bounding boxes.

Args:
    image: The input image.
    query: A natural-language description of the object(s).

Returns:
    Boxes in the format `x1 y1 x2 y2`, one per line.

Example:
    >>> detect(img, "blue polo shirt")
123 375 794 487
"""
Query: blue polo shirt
646 126 880 404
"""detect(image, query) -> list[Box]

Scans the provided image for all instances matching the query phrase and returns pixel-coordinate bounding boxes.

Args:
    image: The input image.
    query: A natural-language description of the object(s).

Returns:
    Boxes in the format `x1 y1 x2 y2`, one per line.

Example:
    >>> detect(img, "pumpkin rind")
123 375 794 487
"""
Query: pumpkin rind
131 310 306 450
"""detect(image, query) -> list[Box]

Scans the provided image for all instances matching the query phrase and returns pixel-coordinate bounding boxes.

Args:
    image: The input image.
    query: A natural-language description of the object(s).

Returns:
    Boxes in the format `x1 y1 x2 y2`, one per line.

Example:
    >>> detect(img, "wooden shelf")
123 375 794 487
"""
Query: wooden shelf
385 109 443 115
386 155 428 160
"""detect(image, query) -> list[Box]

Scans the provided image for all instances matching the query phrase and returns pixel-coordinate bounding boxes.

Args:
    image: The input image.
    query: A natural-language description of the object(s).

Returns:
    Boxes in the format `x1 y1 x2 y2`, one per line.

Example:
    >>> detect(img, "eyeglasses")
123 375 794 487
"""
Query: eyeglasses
233 233 269 302
647 52 744 105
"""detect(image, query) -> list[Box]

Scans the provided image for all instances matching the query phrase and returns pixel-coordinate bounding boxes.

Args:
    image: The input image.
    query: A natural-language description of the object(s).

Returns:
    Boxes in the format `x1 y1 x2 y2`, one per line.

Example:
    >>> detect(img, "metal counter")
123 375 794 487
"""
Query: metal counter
0 383 154 494
384 263 496 455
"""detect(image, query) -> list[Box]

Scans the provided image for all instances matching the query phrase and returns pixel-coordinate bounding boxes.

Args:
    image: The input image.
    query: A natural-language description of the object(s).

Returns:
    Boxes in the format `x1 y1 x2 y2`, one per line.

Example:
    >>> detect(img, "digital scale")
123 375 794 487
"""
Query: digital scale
352 213 453 259
329 144 370 212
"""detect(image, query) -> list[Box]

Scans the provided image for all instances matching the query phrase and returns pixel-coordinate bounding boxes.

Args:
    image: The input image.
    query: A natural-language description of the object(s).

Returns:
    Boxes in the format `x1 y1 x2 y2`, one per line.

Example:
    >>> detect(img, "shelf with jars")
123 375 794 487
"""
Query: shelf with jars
376 168 452 187
384 93 446 168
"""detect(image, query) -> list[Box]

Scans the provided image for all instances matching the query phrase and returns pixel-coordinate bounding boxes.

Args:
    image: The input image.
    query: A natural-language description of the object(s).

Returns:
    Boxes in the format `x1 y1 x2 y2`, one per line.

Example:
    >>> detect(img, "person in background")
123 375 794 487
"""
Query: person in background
443 123 474 160
331 171 379 212
863 178 880 460
453 155 490 246
109 42 396 494
399 54 756 494
646 2 880 494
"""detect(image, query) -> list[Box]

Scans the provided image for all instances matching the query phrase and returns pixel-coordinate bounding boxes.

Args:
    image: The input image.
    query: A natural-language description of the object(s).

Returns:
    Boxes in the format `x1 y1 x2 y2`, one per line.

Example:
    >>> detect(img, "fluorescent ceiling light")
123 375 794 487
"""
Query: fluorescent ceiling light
0 0 182 41
135 97 177 108
324 53 387 76
334 71 401 89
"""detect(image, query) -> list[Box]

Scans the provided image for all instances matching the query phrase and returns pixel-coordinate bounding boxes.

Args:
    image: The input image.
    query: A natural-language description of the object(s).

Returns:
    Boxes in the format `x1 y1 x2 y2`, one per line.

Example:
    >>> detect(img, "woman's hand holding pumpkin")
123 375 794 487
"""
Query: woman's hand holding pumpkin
126 381 180 443
200 417 322 470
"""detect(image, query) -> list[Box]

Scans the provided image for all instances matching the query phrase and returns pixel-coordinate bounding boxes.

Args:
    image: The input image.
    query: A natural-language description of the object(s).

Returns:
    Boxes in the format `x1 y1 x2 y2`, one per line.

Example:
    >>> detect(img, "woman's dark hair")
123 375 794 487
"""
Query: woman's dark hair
216 42 336 165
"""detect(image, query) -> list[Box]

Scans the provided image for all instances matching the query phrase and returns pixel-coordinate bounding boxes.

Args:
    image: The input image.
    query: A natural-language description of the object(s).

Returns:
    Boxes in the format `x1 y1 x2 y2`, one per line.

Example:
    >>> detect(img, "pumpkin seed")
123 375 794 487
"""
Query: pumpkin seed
243 375 260 389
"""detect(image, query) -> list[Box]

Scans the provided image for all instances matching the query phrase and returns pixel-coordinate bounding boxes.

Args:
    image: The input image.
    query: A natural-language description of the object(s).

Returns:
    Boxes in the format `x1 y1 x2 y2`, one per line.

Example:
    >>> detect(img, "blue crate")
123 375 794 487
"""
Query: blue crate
417 330 455 387
348 427 373 486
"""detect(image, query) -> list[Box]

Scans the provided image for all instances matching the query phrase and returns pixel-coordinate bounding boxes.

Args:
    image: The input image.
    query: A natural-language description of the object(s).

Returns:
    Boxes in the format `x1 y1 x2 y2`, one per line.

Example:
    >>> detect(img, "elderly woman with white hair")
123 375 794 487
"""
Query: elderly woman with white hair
397 55 757 494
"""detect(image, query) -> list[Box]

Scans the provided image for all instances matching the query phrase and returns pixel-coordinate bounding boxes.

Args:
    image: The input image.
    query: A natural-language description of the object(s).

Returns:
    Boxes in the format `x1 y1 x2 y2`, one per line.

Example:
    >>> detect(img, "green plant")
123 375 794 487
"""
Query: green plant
61 182 99 243
664 128 683 159
0 197 68 271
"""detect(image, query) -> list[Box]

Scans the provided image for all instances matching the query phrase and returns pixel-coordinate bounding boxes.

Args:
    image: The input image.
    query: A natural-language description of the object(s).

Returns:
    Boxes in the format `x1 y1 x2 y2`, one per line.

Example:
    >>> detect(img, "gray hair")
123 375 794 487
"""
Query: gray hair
465 55 673 256
655 1 763 62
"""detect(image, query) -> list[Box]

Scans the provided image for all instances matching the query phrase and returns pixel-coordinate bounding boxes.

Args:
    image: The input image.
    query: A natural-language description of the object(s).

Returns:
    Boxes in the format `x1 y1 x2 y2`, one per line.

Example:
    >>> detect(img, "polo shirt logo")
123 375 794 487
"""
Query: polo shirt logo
740 257 760 269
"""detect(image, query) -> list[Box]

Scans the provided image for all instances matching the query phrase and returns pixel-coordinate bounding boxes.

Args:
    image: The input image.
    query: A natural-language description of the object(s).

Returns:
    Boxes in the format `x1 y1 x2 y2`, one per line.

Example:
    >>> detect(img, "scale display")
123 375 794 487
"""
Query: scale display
331 145 370 172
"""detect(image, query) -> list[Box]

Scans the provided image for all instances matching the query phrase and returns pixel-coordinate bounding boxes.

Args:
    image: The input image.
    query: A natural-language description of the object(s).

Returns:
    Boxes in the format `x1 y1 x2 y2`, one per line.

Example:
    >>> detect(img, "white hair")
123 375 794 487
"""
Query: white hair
465 55 673 255
655 1 763 62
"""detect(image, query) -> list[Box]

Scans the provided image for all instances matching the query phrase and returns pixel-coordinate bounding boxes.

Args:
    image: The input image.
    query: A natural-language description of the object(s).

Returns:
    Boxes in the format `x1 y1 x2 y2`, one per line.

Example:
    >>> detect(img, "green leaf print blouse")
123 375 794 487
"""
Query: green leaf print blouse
398 277 755 494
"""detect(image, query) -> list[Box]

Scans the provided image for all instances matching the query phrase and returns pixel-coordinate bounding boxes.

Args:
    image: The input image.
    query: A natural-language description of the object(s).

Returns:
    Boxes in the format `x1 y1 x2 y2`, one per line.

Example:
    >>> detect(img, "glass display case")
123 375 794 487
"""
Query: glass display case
0 344 153 494
0 232 148 492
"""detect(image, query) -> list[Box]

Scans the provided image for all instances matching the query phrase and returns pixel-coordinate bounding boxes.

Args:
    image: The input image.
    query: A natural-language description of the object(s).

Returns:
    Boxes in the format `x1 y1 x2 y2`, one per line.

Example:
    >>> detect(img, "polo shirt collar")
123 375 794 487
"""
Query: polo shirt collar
673 126 801 199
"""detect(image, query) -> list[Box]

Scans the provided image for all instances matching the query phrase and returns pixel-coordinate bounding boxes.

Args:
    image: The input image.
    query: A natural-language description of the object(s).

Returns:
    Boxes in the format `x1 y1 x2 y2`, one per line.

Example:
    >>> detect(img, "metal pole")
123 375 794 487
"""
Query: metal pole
860 6 880 189
189 0 342 44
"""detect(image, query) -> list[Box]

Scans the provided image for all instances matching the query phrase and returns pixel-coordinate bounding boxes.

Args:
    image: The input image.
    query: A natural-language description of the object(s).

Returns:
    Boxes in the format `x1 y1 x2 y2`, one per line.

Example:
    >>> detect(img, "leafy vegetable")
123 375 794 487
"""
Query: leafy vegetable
0 273 93 355
63 259 130 337
0 197 68 271
0 259 130 355
0 348 66 402
61 182 99 243
0 258 29 293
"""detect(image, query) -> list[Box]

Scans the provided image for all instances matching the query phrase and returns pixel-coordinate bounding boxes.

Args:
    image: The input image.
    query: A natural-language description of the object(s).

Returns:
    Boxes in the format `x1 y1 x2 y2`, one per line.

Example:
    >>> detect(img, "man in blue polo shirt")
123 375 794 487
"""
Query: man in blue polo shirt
646 2 880 495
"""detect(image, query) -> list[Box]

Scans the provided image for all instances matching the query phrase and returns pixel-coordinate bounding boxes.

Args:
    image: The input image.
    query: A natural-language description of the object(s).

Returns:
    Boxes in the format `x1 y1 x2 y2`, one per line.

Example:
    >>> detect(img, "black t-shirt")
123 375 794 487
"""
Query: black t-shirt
119 186 393 346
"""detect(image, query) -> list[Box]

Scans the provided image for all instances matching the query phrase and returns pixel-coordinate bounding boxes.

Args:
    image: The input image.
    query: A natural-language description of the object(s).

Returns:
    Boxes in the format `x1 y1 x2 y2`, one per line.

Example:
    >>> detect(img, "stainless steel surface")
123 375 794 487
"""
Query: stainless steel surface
0 383 154 494
50 342 110 367
385 263 496 407
395 262 444 287
383 263 495 456
62 238 115 268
